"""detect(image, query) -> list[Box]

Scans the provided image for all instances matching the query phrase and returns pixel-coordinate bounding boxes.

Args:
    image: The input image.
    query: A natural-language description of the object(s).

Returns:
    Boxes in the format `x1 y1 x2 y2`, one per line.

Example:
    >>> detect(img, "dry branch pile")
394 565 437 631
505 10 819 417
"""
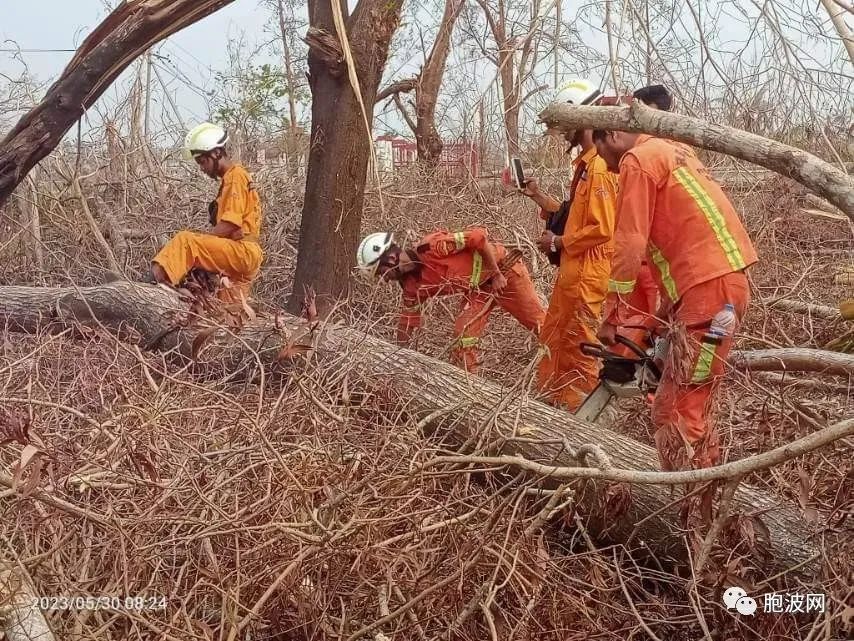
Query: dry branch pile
1 328 850 641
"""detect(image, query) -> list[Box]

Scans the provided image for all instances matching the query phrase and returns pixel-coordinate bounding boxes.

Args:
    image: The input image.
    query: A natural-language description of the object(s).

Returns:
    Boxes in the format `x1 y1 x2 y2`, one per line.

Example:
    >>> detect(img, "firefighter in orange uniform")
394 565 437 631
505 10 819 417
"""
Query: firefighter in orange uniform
151 122 262 298
593 128 758 471
356 229 545 372
520 79 618 410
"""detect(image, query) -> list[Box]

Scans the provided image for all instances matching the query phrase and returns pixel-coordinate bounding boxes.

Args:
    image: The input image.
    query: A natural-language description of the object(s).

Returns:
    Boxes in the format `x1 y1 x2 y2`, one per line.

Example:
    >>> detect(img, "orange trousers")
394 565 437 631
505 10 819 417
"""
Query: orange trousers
152 231 262 288
652 271 749 470
537 250 610 410
452 262 546 372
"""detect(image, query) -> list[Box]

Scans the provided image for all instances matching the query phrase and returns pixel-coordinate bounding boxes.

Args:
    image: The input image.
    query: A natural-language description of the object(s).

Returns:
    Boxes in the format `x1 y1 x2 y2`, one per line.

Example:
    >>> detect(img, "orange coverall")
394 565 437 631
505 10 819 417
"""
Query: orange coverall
153 165 263 297
604 135 758 470
536 147 618 410
398 228 545 372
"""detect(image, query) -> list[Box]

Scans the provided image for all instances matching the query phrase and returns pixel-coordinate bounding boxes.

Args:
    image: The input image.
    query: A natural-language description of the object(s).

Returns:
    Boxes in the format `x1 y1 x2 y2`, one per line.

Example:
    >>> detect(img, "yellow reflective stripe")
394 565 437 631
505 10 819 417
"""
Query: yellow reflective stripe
608 279 636 294
691 341 717 383
470 252 483 287
673 167 746 271
648 241 678 302
458 336 479 348
453 231 466 250
401 303 422 312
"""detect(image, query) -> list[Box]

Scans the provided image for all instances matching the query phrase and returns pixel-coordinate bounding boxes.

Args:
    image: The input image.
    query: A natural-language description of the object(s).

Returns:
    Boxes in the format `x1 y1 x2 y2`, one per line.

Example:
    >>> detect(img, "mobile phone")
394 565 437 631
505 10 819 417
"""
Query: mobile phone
511 157 525 190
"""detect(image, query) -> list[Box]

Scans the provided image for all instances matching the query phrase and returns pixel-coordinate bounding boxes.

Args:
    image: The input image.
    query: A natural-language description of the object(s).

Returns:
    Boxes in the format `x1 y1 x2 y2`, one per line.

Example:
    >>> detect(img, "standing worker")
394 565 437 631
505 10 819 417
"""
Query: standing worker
356 228 545 372
519 78 618 410
592 129 758 473
151 122 263 300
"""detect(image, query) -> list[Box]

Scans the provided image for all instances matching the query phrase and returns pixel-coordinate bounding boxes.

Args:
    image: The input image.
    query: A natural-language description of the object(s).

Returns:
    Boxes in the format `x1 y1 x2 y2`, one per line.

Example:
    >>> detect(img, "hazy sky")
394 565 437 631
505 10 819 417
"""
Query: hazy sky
1 0 276 138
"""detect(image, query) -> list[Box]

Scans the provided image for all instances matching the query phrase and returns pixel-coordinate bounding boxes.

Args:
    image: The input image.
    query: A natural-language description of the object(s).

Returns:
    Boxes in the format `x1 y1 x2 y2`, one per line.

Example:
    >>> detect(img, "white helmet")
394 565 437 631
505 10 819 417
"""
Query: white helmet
356 232 394 277
553 78 602 106
182 122 229 161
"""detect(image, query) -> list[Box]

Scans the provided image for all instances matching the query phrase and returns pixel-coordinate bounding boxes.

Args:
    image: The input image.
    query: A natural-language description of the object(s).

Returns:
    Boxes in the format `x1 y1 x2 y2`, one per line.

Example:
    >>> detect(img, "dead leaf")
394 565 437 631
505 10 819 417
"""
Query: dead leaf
12 444 43 494
0 409 30 446
238 290 256 321
277 341 312 361
18 456 43 497
191 327 219 359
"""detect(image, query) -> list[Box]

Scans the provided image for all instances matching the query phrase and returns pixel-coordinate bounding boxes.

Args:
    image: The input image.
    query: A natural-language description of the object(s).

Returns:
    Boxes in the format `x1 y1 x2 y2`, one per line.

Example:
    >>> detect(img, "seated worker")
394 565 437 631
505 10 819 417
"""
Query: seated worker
357 229 546 373
151 122 263 301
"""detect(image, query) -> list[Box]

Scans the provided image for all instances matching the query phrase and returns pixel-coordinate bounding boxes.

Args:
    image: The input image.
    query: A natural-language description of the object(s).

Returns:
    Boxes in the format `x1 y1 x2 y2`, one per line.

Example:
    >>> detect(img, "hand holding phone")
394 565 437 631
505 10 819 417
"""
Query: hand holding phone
511 157 525 190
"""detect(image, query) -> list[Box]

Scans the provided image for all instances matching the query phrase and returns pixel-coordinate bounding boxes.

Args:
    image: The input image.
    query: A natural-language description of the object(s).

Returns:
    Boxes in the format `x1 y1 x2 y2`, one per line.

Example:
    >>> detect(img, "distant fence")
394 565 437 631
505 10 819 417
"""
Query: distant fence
375 137 480 178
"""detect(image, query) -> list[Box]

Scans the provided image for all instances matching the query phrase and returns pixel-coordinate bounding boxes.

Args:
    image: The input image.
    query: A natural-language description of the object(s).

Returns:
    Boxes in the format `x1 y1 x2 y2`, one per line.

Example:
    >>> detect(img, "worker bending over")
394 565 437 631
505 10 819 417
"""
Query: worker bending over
520 78 618 410
593 129 758 472
357 228 545 372
151 122 263 298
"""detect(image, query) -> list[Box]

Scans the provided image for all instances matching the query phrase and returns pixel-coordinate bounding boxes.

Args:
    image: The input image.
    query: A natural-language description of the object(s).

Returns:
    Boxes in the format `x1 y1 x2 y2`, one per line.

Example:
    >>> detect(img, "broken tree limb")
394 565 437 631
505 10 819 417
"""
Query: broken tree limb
0 0 237 209
537 102 854 218
0 282 828 577
731 348 854 376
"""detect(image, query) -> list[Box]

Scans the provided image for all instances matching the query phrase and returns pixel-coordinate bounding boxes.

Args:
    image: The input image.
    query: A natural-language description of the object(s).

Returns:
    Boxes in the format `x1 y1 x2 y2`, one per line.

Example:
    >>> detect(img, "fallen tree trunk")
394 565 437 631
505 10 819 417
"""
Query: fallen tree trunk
731 348 854 376
0 0 236 209
0 283 827 576
764 298 842 321
537 102 854 219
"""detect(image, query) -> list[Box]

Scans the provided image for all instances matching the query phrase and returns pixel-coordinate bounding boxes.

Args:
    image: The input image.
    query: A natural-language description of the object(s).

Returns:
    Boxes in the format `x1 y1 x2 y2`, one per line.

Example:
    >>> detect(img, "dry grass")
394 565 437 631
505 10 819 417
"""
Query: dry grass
1 152 852 640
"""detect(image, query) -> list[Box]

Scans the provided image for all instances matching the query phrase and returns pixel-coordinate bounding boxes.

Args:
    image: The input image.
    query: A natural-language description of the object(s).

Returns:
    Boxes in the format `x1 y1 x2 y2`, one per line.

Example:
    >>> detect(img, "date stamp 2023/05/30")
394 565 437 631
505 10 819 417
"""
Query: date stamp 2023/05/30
32 596 167 612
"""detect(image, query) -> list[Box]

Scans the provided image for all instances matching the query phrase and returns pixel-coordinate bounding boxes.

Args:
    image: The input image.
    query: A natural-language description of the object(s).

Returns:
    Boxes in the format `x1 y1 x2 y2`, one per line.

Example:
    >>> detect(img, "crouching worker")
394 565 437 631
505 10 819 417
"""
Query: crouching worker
357 228 546 373
151 122 263 301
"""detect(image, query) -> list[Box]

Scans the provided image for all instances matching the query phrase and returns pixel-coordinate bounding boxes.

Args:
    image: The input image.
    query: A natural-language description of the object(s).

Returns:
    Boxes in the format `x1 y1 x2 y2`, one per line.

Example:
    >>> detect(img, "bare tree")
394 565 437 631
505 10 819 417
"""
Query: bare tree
377 0 465 165
287 0 405 314
0 0 237 209
468 0 547 155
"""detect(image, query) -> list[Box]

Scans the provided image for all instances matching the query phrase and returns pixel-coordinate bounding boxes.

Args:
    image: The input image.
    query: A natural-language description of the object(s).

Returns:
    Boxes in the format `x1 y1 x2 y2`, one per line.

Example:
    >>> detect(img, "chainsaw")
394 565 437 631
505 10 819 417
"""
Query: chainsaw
573 331 663 423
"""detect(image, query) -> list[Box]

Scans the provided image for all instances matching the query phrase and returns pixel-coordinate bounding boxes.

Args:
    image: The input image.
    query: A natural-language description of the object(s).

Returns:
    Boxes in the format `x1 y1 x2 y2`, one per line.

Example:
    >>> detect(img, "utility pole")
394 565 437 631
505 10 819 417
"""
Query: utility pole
143 49 153 141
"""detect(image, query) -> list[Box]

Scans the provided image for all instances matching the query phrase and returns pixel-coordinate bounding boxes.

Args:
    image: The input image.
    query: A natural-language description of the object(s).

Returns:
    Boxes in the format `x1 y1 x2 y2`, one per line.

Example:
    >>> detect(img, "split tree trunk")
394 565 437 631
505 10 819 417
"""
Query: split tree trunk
537 102 854 218
0 0 236 209
413 0 465 164
287 0 404 315
0 282 824 577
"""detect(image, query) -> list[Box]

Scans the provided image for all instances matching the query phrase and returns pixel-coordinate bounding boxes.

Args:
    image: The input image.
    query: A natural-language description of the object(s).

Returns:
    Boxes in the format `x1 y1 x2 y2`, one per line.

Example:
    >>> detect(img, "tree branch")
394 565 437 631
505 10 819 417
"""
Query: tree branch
420 418 854 485
537 102 854 218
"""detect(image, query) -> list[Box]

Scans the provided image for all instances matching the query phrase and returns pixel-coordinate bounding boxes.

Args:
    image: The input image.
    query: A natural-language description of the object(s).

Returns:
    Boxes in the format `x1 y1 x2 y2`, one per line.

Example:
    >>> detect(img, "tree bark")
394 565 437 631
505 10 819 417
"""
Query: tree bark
288 0 404 315
731 348 854 376
0 282 823 577
0 0 236 209
537 102 854 218
764 299 842 321
820 0 854 65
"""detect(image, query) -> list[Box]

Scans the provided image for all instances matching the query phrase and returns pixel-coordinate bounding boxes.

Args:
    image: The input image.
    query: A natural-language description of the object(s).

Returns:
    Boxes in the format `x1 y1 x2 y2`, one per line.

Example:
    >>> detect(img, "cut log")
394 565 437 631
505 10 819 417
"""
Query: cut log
731 348 854 376
537 102 854 219
764 298 842 321
0 283 826 577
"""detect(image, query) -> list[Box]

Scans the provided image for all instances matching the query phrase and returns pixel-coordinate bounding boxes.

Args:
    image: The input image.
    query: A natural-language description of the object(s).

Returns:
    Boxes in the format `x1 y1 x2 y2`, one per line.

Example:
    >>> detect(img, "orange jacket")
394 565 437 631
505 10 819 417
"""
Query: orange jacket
216 165 262 242
541 147 618 263
605 135 757 323
398 228 509 332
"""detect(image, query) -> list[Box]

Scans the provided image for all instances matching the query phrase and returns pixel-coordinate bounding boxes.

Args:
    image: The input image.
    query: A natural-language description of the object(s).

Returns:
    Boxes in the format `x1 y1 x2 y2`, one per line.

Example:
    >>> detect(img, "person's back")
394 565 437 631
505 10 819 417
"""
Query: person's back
215 164 262 242
621 135 757 303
